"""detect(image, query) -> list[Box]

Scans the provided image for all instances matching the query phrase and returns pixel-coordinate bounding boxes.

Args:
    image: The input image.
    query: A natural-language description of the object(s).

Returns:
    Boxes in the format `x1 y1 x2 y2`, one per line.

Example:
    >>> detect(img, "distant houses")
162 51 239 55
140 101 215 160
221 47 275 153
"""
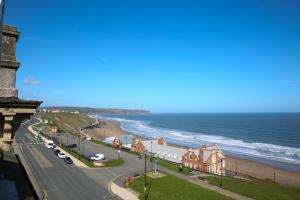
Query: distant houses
103 134 226 175
38 108 80 114
104 135 135 149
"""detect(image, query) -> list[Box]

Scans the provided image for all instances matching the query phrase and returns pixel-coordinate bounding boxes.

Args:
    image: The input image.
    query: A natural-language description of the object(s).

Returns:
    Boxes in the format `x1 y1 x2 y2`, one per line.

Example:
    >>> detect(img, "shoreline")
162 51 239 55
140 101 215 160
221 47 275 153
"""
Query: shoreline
84 118 300 187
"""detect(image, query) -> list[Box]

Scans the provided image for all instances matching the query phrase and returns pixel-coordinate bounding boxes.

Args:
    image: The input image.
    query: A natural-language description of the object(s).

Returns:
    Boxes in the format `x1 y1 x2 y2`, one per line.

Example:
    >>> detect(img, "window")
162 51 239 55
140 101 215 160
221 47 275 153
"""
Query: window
189 153 193 160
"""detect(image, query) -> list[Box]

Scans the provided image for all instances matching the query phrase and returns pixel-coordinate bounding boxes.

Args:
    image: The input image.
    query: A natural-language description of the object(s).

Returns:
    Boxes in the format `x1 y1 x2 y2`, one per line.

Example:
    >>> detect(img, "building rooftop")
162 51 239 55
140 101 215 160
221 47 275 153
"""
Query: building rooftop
142 140 187 163
0 97 42 108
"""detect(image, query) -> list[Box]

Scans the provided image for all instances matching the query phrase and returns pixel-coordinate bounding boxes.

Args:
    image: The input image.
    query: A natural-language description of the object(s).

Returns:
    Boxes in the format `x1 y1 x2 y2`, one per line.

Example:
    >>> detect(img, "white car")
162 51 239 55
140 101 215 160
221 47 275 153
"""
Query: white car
58 152 66 159
45 140 54 149
89 154 105 161
35 134 42 140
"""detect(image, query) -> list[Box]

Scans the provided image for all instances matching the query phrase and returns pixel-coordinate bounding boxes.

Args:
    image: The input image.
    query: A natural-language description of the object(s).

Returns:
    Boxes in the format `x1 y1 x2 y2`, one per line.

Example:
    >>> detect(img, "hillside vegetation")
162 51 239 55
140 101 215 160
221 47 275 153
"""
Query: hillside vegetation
41 106 150 115
40 112 95 134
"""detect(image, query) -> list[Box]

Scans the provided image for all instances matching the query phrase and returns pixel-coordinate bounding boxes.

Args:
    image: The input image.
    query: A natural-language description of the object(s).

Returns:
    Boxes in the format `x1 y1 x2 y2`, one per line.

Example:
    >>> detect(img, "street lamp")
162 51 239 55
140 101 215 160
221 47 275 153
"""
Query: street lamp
150 141 153 157
144 152 147 199
220 159 223 187
83 136 86 156
118 149 121 159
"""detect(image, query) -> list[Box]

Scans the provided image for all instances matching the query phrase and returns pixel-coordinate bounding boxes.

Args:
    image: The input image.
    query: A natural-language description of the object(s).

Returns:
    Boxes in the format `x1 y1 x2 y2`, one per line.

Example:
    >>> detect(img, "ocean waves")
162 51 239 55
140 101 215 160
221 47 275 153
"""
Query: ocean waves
98 116 300 164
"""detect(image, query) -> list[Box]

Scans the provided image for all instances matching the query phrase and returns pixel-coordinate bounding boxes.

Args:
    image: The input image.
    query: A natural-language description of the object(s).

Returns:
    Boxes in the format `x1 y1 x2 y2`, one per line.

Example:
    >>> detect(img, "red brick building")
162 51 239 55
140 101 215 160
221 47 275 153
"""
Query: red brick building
112 137 122 149
131 138 145 154
181 144 225 175
157 137 167 145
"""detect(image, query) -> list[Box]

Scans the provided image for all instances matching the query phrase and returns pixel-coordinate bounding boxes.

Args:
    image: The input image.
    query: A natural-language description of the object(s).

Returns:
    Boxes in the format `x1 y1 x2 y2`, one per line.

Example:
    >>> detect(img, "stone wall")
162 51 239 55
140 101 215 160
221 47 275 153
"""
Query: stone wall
0 25 20 97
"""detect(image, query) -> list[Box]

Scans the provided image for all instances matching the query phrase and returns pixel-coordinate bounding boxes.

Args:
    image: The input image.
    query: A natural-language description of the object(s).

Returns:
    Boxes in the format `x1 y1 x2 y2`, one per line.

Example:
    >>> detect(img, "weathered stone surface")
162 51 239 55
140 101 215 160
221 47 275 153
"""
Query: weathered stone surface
0 25 20 98
0 23 42 151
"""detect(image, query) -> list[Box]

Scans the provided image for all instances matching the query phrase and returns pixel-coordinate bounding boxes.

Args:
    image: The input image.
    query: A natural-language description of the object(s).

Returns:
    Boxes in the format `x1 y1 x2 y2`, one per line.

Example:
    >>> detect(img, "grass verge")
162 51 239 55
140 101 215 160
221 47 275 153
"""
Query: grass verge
130 174 232 200
155 158 193 175
204 176 300 200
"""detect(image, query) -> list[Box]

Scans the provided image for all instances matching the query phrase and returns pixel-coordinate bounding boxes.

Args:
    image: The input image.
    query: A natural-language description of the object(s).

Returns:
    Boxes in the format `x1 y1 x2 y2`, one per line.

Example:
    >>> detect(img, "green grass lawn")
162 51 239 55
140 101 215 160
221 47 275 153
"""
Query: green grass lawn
204 176 300 200
130 174 232 200
155 158 193 175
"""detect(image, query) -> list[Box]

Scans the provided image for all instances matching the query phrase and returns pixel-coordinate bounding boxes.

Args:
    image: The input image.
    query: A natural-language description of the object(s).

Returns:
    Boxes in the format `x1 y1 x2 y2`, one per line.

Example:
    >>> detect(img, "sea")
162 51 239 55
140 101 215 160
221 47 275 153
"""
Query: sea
96 113 300 173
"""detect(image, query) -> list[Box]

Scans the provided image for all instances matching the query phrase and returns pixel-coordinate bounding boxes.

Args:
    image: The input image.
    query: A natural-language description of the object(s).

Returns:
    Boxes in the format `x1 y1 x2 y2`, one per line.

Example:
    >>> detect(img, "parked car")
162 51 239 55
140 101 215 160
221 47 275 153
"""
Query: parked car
45 140 54 149
67 144 77 148
58 152 66 159
34 134 42 140
54 149 60 155
64 157 73 164
89 153 105 161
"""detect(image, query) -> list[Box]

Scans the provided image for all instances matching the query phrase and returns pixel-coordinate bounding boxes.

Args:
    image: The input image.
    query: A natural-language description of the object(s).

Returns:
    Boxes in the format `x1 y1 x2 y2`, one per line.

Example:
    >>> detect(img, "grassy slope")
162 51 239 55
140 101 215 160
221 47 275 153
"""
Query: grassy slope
130 175 232 200
204 176 300 200
41 112 95 134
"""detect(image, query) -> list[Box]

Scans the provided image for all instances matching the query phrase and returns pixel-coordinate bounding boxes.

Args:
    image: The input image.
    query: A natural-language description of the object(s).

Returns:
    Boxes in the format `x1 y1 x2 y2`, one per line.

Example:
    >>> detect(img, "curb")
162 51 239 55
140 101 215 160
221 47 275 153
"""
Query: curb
108 173 139 200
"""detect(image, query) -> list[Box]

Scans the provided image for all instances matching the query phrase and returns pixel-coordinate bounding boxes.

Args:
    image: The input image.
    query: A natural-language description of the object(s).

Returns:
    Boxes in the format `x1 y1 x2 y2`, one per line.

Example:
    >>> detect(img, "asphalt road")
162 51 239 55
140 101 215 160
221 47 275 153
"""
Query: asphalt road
56 133 152 177
15 120 119 200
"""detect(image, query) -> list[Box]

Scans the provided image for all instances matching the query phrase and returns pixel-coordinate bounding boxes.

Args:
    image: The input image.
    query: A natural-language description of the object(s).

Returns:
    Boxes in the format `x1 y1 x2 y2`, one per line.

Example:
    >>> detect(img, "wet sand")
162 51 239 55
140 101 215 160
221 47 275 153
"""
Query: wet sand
84 118 300 187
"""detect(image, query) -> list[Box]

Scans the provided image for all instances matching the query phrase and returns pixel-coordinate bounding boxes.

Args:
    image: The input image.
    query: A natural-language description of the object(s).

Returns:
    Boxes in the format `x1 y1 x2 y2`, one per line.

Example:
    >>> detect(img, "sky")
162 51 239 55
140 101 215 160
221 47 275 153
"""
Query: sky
4 0 300 113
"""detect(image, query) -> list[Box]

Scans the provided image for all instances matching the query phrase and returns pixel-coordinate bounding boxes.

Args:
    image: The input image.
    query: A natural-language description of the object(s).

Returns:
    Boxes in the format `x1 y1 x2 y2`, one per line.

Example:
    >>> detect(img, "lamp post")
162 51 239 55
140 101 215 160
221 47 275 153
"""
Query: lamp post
150 141 153 157
82 136 85 156
78 130 81 151
144 152 147 200
220 159 223 187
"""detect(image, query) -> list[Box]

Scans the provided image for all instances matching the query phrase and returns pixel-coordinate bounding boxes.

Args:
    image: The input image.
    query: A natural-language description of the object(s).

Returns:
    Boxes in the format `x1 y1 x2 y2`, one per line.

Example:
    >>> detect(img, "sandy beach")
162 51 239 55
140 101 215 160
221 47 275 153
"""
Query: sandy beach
84 119 300 187
83 119 131 140
226 156 300 187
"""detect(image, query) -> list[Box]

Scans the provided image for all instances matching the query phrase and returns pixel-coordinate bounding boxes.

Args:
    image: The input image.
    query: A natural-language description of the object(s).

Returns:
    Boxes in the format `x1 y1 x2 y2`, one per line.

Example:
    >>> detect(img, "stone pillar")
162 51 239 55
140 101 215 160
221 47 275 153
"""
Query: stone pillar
0 25 20 97
3 114 13 141
0 3 42 151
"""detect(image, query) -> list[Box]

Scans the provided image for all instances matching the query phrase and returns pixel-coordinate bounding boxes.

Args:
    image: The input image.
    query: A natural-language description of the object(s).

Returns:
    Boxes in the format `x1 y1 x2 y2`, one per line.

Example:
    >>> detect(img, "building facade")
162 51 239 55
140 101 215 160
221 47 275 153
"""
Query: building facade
131 138 145 154
181 144 225 175
0 21 41 150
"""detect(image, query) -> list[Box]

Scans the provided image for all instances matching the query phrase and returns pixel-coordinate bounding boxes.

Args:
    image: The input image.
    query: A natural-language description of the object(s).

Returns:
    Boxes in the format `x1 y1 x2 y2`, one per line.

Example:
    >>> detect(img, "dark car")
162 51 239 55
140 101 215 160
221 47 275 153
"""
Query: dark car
54 149 60 155
64 156 73 164
67 144 77 148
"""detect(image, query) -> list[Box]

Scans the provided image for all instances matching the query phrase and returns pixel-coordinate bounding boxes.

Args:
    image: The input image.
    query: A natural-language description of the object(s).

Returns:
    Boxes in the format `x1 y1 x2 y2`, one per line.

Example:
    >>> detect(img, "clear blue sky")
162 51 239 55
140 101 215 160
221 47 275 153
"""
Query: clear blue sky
5 0 300 112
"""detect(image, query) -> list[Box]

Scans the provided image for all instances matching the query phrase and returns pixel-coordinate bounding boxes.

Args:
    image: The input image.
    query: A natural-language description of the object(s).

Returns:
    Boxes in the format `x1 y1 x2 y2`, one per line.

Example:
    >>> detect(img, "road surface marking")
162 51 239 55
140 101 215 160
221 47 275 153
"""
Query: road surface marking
27 145 54 168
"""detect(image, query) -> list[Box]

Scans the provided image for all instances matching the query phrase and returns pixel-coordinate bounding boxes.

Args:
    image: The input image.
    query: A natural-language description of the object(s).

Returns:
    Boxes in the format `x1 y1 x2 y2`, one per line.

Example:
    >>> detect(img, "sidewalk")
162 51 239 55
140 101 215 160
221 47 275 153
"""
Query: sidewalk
111 183 139 200
158 166 253 200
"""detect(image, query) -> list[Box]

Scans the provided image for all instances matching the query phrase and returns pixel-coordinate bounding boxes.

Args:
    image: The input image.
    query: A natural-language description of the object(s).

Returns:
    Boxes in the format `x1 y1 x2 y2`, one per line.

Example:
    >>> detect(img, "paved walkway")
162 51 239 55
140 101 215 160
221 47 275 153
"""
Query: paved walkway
111 183 139 200
158 166 253 200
